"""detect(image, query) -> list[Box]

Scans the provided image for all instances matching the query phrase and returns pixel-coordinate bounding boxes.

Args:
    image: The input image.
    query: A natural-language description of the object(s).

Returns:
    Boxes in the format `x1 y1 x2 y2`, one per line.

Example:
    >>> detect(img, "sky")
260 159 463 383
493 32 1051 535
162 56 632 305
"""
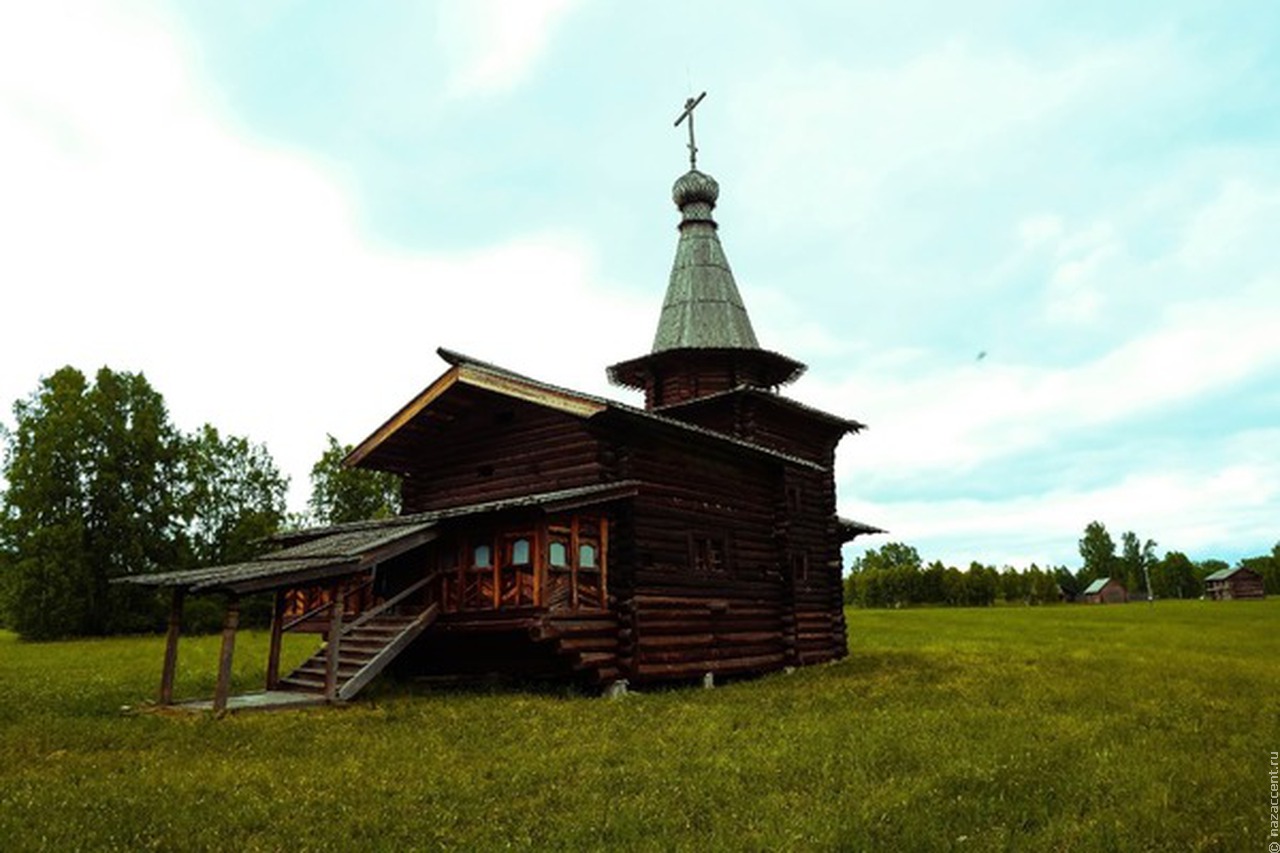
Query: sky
2 1 1278 571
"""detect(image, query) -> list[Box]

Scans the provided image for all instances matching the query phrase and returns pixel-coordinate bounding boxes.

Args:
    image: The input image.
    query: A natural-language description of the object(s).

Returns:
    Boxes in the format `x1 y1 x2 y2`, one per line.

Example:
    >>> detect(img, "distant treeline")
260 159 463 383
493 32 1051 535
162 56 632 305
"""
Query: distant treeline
845 523 1280 608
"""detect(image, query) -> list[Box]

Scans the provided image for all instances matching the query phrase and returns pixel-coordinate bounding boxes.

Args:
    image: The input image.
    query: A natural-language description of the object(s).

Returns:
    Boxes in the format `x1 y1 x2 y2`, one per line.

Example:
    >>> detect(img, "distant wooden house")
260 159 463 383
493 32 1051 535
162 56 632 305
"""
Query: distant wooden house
1204 567 1265 600
121 114 883 710
1082 577 1127 604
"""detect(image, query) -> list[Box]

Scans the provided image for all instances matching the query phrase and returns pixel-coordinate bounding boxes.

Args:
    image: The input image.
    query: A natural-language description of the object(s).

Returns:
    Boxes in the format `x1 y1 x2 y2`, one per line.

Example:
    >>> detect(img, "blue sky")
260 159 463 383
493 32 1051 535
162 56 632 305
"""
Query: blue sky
2 1 1277 570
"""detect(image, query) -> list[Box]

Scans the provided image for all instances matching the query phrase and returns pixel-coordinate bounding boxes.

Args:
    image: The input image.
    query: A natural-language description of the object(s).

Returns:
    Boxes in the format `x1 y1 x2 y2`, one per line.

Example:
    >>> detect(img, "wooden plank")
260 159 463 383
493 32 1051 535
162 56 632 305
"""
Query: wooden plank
599 516 609 608
570 517 580 610
265 589 285 690
158 588 184 706
212 594 240 714
491 535 501 610
324 581 343 702
533 523 545 608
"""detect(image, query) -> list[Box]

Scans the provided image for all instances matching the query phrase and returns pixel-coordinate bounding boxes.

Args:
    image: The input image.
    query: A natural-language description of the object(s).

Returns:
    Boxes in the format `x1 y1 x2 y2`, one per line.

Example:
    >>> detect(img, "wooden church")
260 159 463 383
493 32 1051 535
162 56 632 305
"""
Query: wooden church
126 98 881 710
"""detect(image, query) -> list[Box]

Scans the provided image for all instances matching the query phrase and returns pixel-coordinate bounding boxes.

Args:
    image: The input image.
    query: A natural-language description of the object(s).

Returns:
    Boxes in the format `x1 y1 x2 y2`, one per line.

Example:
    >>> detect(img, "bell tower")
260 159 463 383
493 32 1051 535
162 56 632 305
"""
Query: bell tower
607 93 804 410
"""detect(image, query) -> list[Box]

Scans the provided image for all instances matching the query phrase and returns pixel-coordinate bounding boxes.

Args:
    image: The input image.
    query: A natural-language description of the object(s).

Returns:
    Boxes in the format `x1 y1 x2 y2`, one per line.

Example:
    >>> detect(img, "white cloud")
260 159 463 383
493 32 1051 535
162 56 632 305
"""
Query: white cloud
846 427 1280 567
726 33 1182 234
0 0 643 510
436 0 581 99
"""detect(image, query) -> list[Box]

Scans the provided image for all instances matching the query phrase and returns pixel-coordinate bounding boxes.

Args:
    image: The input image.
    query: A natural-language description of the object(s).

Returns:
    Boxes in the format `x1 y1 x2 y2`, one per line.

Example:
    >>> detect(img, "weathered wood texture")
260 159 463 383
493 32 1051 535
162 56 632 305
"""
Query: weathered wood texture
400 398 606 513
644 355 779 409
1205 569 1266 600
212 595 240 714
158 588 184 705
344 361 855 687
604 421 847 682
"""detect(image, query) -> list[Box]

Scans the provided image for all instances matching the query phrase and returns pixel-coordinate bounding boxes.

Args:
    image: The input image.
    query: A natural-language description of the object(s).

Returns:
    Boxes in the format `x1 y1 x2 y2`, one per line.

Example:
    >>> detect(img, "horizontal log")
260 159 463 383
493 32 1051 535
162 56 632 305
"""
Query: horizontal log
634 652 788 680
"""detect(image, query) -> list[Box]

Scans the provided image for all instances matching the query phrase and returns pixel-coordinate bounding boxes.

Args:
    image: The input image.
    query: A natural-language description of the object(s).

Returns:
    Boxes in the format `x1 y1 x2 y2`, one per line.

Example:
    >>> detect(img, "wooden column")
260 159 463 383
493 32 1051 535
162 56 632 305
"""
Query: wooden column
212 594 240 714
265 590 286 690
570 517 580 610
599 517 610 608
324 581 344 702
533 523 545 608
158 587 185 705
491 538 501 610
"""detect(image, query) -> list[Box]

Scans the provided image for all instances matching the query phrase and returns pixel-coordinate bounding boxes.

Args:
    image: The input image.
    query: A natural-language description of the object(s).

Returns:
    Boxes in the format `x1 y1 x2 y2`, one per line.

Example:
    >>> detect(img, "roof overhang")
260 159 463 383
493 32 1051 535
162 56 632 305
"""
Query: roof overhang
837 517 886 543
115 522 440 596
117 481 644 596
344 348 827 475
606 346 806 391
344 359 605 471
655 385 866 434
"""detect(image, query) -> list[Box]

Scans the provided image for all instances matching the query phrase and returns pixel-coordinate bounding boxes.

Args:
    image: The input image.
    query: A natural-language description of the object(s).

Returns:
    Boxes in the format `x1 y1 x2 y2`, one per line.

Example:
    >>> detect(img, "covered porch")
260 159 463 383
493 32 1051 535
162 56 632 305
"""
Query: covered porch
117 482 636 711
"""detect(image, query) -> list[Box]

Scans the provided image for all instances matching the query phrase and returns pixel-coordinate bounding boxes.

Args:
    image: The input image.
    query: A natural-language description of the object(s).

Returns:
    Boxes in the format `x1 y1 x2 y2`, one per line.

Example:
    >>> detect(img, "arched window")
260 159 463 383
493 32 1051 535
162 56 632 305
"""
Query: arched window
473 544 492 568
579 543 597 569
549 541 568 568
510 538 530 566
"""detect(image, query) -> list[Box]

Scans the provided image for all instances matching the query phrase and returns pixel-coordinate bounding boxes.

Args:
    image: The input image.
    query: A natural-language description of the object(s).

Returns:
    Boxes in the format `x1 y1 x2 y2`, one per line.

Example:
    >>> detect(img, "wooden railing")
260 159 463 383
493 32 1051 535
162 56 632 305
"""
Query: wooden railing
281 577 375 633
342 571 440 635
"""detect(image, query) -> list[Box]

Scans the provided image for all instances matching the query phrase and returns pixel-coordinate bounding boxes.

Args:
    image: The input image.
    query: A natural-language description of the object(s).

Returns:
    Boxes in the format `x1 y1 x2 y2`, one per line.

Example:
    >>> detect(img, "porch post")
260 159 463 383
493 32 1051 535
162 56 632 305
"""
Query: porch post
324 580 344 702
158 587 185 705
212 593 241 714
265 589 286 690
599 517 609 608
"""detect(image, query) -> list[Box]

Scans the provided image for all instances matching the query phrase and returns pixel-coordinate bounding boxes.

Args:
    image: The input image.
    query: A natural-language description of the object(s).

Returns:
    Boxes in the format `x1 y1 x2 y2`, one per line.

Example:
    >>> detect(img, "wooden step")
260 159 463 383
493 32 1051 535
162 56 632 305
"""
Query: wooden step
278 673 326 691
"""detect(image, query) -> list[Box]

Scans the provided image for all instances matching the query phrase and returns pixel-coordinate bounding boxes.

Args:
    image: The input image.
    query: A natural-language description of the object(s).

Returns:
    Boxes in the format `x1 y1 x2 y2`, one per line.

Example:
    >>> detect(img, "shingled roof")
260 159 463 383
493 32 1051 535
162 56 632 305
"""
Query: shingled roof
117 482 641 595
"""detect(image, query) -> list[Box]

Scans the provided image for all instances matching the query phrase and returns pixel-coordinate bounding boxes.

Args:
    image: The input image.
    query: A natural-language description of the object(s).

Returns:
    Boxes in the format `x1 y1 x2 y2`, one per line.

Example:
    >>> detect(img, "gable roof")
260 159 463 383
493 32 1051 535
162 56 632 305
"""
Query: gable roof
1082 577 1118 595
345 348 826 474
117 482 641 595
1204 566 1256 582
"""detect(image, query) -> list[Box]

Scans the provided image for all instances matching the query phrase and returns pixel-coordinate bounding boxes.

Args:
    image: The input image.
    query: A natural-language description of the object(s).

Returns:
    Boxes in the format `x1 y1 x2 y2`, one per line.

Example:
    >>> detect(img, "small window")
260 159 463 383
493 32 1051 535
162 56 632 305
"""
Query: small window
473 544 492 568
790 551 809 582
579 543 597 569
691 536 725 573
785 485 802 512
549 541 568 568
510 538 530 566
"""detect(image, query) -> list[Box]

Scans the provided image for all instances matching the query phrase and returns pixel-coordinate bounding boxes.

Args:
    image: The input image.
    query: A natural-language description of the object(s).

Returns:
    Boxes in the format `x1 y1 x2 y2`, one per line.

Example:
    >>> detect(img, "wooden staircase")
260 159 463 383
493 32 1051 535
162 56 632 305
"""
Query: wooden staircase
278 599 440 701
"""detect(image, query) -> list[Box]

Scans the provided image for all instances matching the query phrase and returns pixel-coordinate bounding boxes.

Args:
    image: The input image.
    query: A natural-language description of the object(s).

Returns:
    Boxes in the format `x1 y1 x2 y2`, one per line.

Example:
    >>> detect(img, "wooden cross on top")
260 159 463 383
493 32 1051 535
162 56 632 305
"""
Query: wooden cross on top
674 91 707 170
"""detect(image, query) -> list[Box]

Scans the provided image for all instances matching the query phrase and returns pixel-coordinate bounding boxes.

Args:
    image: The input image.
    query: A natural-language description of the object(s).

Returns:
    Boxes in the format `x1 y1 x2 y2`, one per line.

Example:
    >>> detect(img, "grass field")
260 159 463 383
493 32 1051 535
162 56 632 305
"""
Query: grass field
1 600 1276 851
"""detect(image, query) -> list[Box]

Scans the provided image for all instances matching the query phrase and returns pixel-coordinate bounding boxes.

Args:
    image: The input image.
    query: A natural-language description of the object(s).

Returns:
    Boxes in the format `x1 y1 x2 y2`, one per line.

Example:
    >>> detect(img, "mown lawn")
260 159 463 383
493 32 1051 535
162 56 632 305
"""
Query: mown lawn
1 600 1276 851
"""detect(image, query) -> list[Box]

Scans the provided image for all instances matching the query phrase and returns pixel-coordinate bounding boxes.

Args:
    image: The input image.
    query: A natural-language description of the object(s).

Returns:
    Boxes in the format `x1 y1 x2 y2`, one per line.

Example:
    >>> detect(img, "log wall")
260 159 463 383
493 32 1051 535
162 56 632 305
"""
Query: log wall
401 403 605 513
609 425 847 683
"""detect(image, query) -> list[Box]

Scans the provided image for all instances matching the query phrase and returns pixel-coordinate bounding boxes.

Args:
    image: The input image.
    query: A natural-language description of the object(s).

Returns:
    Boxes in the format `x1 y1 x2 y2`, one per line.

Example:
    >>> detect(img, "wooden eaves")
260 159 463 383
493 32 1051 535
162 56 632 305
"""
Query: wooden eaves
344 347 828 475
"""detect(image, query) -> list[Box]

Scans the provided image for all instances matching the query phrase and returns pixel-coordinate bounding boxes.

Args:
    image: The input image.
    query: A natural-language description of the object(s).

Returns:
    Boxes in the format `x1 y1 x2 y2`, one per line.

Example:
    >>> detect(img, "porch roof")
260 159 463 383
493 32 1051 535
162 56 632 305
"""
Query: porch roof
115 481 640 596
118 521 439 595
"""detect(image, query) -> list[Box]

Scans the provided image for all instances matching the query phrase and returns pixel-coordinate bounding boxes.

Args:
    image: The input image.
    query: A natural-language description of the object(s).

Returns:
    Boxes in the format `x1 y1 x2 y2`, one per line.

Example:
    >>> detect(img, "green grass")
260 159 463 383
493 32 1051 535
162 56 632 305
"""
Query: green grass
1 601 1277 851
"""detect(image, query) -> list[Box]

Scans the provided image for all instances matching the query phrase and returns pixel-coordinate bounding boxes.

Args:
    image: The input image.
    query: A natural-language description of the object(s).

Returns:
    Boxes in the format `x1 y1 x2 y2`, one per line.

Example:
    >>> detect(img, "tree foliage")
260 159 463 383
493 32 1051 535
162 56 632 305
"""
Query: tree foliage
1077 521 1117 586
307 435 400 526
0 367 291 639
178 424 289 566
0 368 182 638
